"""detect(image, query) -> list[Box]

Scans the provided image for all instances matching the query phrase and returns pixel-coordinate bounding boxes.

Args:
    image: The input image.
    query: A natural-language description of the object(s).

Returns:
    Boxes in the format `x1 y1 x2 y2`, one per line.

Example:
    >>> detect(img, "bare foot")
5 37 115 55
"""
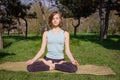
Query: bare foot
54 61 66 65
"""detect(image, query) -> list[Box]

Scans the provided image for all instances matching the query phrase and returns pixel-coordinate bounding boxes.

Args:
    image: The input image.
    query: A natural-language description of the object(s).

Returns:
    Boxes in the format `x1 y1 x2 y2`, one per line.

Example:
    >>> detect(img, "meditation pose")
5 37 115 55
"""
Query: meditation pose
38 58 66 70
26 11 79 72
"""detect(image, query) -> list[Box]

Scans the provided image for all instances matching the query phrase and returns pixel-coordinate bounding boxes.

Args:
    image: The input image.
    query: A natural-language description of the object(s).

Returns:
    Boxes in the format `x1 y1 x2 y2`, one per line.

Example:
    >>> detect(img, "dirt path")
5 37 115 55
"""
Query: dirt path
0 62 116 75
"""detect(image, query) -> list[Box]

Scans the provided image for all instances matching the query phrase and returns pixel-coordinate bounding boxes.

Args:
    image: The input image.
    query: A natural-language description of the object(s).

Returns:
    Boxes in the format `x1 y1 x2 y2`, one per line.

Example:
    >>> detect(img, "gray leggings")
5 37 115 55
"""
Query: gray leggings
27 57 78 73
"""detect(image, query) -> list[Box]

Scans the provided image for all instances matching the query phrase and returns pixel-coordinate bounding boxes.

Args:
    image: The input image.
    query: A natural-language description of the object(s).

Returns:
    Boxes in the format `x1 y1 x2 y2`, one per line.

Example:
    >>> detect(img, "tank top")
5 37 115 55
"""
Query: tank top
46 29 64 59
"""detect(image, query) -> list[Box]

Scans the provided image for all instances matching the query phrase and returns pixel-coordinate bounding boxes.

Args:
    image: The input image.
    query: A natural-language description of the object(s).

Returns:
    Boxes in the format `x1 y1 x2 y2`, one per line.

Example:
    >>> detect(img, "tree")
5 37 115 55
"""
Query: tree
98 0 119 41
0 0 6 49
57 0 98 37
0 0 31 38
0 24 3 49
38 0 49 34
0 0 31 49
58 0 119 40
7 0 31 38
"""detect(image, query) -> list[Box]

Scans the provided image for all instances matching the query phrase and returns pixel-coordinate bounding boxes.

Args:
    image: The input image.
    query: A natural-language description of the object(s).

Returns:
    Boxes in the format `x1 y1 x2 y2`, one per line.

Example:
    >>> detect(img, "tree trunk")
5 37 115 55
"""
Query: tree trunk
22 18 28 38
17 18 28 38
72 18 80 37
74 27 77 37
0 33 3 49
103 1 110 39
8 23 11 35
99 0 105 41
0 25 3 49
39 1 49 34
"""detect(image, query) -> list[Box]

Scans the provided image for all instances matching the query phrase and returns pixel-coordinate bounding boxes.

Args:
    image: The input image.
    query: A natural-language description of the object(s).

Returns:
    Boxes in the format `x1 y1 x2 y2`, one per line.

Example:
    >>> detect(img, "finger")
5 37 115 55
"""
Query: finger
74 60 79 65
72 62 77 65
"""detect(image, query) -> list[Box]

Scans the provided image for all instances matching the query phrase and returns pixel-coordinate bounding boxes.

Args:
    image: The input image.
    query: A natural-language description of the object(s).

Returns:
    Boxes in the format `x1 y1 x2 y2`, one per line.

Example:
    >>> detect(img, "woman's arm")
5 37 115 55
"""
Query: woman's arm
64 31 79 66
26 31 47 65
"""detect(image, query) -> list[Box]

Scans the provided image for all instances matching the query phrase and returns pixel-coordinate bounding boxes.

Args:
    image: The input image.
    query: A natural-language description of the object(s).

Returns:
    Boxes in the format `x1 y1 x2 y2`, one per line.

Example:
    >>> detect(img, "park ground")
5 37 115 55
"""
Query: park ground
0 33 120 80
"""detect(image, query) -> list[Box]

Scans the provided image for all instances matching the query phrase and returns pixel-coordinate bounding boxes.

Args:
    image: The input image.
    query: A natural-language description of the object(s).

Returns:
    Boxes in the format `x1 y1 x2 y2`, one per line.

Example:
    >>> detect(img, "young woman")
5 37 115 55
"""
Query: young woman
26 11 79 72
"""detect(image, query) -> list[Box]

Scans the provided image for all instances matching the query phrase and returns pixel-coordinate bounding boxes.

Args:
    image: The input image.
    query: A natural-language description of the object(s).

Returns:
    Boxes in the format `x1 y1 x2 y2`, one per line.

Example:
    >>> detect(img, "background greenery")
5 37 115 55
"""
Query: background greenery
0 33 120 80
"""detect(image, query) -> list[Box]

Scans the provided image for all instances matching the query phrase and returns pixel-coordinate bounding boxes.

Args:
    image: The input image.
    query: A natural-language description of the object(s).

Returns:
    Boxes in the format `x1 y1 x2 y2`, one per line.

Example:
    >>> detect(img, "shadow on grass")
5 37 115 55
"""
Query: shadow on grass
0 52 15 59
3 35 42 48
3 42 13 48
71 34 120 50
2 34 120 50
3 35 42 41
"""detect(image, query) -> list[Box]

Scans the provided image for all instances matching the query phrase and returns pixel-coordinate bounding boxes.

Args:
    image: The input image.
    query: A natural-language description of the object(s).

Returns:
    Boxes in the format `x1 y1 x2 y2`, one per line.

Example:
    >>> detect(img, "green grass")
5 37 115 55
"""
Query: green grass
0 33 120 80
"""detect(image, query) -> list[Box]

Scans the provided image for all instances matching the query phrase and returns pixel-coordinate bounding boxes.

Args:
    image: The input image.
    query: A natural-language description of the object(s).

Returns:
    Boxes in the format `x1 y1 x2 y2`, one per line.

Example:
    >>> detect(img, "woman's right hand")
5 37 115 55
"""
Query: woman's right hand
26 59 34 65
71 60 79 66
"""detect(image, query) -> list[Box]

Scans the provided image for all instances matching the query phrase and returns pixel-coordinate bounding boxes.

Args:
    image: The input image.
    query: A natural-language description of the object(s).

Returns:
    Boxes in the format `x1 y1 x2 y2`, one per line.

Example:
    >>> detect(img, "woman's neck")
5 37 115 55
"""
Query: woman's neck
51 27 62 34
52 27 61 31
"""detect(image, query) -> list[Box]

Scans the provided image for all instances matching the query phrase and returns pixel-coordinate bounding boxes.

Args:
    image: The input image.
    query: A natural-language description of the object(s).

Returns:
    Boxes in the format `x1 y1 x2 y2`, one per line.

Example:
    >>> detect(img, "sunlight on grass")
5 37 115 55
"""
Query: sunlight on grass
0 33 120 80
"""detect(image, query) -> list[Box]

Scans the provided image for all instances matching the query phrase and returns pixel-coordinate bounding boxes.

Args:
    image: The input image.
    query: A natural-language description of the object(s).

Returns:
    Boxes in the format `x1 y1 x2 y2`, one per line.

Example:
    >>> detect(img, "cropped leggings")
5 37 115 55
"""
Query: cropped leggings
27 57 78 73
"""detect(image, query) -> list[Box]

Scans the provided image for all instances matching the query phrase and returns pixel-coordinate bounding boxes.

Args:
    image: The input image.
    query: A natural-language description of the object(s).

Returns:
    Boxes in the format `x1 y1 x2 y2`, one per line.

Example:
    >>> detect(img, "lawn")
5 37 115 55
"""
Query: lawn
0 33 120 80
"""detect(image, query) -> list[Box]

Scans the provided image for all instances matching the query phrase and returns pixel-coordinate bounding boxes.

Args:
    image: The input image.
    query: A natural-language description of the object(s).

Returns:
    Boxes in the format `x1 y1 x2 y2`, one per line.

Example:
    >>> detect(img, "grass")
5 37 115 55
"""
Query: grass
0 33 120 80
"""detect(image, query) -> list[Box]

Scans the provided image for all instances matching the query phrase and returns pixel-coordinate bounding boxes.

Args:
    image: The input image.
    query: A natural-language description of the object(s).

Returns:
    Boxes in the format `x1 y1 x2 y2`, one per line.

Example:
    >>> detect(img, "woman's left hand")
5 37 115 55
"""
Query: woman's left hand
72 60 79 66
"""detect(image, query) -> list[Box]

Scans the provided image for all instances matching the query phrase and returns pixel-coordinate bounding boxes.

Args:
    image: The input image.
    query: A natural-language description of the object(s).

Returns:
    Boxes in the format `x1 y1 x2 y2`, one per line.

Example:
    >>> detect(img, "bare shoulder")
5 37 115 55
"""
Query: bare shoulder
64 31 69 37
43 31 48 36
43 31 48 35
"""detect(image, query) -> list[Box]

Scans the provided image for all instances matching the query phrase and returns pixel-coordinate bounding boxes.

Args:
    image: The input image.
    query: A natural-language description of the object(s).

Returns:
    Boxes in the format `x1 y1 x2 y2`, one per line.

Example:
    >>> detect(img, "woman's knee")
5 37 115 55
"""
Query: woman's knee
69 64 78 72
27 62 50 72
55 62 78 73
66 62 78 72
27 65 34 72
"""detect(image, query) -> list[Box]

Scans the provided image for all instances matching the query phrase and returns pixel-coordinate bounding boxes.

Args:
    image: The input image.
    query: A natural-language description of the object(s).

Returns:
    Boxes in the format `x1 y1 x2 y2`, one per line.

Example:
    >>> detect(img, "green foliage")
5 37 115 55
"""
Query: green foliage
0 33 120 80
59 0 98 18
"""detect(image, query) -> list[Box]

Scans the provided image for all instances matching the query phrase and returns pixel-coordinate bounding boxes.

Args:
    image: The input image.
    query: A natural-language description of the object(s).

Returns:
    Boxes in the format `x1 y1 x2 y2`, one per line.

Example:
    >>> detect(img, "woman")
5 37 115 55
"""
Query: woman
26 11 79 73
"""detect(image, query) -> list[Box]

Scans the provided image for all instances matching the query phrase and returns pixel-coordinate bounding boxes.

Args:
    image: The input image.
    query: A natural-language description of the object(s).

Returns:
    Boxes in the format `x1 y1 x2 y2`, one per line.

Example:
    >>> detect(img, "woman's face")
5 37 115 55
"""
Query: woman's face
52 14 61 27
